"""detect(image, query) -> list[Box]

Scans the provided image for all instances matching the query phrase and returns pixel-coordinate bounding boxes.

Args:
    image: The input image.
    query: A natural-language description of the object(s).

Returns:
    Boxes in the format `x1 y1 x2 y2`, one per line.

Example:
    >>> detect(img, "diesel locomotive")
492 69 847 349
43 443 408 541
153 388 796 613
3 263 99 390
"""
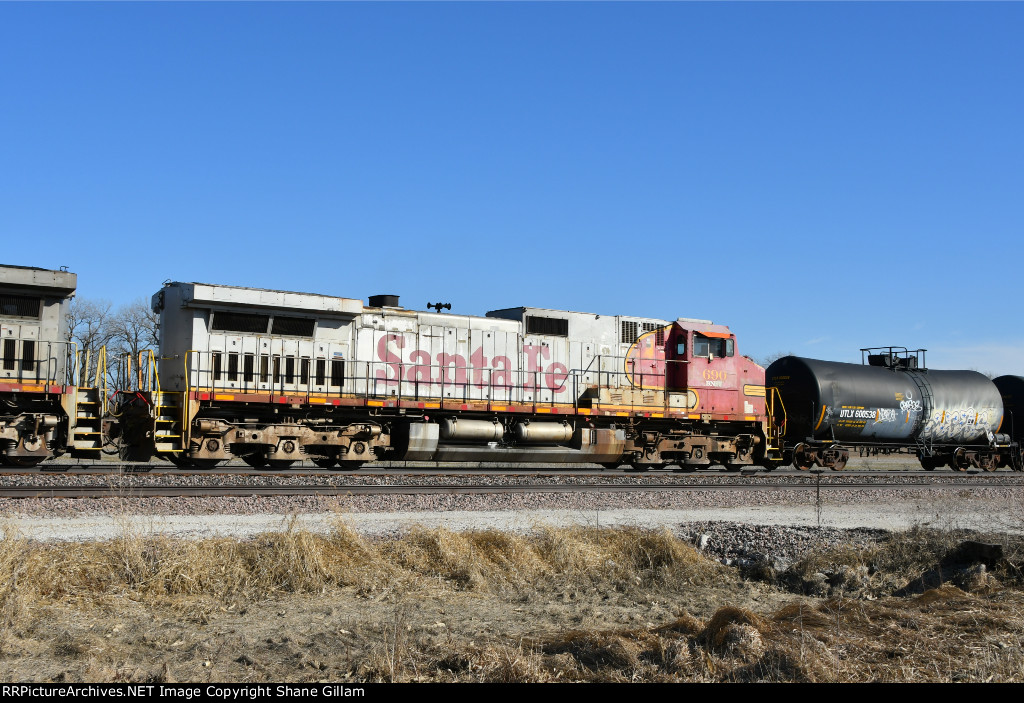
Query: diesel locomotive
1 263 1021 472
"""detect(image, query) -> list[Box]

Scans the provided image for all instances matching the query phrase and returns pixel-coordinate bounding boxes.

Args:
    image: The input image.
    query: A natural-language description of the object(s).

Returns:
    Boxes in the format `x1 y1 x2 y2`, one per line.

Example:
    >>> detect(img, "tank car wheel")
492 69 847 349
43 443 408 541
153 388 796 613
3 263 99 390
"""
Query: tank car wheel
312 458 338 468
951 447 970 472
792 443 814 471
919 457 938 471
242 455 269 469
829 458 847 471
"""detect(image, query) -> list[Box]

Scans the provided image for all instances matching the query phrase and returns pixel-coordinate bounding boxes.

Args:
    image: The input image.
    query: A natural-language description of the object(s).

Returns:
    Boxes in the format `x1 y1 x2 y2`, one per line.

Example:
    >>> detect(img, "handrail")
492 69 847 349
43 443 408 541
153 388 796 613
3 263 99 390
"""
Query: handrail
174 349 741 416
765 386 787 451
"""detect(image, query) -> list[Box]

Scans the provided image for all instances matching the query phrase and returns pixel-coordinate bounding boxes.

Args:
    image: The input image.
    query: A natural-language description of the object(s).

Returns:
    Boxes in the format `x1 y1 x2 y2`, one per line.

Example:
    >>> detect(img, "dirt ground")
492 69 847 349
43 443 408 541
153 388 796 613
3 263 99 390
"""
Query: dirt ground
0 522 1022 682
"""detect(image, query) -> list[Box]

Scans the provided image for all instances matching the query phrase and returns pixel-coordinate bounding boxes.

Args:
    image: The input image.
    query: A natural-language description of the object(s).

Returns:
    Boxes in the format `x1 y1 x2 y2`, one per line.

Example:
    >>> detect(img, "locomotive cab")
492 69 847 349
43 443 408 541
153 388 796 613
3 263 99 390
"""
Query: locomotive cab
665 320 765 420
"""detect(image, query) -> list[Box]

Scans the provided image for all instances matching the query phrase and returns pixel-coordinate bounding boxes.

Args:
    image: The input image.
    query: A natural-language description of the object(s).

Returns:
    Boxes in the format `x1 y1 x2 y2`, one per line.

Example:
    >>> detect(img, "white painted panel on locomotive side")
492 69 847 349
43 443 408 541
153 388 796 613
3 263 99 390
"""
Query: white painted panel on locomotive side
468 328 485 402
494 328 518 404
439 325 463 400
480 329 501 403
0 300 73 385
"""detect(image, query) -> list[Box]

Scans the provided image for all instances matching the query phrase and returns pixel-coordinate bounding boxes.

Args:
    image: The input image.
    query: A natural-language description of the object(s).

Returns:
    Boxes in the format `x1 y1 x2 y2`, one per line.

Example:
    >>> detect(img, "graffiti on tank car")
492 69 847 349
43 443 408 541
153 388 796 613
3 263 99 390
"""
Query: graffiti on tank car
922 406 997 441
375 335 569 392
899 391 922 413
874 408 897 424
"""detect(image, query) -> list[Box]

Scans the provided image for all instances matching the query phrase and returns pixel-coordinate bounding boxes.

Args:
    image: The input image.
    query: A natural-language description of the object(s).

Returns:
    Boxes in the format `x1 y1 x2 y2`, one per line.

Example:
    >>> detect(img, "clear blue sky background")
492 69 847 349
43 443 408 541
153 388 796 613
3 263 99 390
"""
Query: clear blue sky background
2 2 1021 374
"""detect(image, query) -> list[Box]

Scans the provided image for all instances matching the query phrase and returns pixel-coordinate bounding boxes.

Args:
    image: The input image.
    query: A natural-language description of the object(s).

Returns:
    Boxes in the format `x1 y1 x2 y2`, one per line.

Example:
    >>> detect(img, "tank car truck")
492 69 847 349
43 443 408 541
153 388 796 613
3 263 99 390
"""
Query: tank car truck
0 264 82 466
766 348 1020 471
116 281 780 470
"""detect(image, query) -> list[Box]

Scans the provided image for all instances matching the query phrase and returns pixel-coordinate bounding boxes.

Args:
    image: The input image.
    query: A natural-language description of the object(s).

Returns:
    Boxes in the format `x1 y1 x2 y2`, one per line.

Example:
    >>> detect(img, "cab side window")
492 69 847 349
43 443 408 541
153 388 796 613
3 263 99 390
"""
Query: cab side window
693 335 711 358
693 333 735 358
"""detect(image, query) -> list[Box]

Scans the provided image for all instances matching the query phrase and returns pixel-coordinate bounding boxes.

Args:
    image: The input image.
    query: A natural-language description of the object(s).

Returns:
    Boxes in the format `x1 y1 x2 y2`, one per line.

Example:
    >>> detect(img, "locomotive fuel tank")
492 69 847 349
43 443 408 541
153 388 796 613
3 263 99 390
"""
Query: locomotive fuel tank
767 356 1003 446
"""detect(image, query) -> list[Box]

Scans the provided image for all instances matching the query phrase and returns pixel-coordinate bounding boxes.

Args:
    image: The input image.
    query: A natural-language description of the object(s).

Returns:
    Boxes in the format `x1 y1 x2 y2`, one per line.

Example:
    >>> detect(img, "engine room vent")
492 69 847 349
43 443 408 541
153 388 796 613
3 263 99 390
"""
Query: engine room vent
526 316 568 337
621 321 639 345
642 322 666 346
271 316 316 337
211 311 270 334
0 294 41 319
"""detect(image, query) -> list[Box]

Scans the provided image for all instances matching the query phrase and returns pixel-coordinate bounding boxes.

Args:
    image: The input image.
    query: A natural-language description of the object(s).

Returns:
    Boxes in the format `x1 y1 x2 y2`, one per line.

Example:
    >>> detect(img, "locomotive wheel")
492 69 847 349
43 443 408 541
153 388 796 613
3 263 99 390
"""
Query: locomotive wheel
267 460 295 470
242 455 269 469
165 453 194 468
191 459 222 470
625 464 649 473
335 461 364 471
312 457 338 468
600 463 622 470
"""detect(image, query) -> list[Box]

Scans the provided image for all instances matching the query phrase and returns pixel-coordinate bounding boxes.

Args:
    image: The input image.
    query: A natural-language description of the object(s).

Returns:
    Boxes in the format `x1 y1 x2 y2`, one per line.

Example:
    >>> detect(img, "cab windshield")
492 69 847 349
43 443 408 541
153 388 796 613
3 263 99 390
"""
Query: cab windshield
692 333 734 359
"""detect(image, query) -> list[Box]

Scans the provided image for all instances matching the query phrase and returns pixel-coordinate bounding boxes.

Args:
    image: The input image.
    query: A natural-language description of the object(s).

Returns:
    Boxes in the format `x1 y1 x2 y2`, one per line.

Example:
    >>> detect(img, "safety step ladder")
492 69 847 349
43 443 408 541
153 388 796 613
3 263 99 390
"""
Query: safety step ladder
72 386 104 453
152 391 185 454
765 387 787 459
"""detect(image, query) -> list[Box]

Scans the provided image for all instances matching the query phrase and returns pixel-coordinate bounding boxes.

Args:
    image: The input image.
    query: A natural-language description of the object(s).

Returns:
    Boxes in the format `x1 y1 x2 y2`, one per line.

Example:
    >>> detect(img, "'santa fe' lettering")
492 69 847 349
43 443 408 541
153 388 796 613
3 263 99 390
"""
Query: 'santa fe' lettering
375 335 569 392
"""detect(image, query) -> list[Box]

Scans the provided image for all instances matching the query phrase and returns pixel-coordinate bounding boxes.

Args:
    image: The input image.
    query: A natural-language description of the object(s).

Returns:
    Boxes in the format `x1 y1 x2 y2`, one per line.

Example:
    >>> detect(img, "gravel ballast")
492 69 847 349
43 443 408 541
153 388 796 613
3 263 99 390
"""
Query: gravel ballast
1 484 1020 542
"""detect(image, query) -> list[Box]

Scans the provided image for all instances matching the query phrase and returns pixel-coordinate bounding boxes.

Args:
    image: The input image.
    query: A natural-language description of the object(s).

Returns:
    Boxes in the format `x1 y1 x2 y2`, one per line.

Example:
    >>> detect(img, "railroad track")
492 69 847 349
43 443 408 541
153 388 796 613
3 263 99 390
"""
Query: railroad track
1 462 1019 478
2 477 1021 499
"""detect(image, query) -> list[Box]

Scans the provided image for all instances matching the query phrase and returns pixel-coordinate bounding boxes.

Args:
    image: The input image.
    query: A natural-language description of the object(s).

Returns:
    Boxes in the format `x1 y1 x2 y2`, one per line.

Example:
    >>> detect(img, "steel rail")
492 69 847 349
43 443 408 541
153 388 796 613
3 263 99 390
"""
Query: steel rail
1 463 1020 478
0 479 1018 499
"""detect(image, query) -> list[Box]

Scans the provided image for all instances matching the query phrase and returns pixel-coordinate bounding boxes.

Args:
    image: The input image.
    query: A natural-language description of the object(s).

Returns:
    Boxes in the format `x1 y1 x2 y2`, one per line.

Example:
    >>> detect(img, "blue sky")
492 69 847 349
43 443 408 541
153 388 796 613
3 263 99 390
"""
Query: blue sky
2 2 1022 374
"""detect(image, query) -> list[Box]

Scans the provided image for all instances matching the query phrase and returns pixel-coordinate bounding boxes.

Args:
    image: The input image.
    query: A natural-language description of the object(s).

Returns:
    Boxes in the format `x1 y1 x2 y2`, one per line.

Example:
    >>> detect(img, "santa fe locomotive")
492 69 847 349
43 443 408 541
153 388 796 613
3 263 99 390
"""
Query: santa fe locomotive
1 263 1021 472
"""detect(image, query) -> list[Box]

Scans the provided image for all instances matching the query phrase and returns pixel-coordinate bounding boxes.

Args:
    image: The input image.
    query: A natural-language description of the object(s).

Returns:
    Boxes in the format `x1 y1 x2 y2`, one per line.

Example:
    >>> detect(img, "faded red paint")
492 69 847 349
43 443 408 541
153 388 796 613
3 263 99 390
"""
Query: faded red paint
375 335 567 392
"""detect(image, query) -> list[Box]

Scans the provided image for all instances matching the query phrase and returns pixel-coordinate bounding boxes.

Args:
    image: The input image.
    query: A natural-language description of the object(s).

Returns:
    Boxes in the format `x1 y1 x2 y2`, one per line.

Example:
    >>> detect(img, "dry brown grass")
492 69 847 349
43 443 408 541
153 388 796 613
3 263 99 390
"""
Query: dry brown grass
1 522 1023 682
0 522 721 603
